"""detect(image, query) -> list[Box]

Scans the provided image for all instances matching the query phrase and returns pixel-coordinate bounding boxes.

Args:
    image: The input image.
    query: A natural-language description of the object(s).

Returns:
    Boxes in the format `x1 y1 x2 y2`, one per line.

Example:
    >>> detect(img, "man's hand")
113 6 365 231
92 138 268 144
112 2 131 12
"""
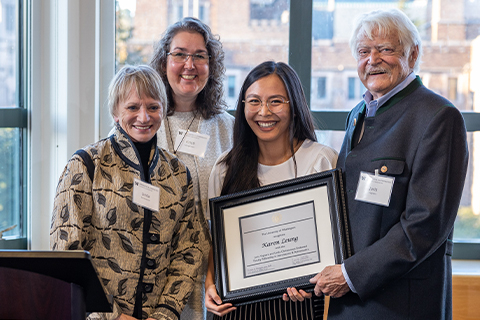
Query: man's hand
309 265 350 298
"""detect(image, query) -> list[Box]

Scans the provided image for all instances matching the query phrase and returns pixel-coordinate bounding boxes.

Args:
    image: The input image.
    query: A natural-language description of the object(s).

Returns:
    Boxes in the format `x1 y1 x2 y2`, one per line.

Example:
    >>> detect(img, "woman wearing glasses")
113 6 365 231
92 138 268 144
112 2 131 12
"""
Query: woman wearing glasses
150 17 234 320
205 61 338 320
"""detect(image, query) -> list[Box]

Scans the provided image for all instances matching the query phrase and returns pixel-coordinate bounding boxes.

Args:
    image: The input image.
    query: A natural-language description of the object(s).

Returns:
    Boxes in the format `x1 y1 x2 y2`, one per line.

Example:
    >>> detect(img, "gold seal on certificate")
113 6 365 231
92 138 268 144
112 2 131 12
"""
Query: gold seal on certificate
272 212 282 223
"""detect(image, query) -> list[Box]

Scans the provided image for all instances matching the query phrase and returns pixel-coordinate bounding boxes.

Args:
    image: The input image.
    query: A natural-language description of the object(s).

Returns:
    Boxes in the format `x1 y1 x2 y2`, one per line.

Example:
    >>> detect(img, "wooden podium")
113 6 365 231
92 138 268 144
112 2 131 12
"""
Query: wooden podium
0 250 112 320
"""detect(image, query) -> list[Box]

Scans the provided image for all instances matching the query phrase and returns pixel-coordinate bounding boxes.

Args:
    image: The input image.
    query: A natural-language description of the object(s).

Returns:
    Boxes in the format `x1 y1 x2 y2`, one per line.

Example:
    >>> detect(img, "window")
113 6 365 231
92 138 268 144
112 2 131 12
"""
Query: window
317 76 326 99
5 4 15 33
228 75 236 98
312 8 333 40
250 0 288 21
448 77 458 101
116 0 480 258
198 5 205 21
310 1 480 255
347 77 355 100
0 0 26 249
177 5 183 21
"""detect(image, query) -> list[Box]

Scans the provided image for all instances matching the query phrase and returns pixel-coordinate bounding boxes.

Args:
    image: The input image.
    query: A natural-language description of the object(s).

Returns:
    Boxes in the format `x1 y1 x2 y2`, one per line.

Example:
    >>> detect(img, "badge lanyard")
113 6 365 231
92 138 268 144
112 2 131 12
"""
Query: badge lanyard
166 109 198 155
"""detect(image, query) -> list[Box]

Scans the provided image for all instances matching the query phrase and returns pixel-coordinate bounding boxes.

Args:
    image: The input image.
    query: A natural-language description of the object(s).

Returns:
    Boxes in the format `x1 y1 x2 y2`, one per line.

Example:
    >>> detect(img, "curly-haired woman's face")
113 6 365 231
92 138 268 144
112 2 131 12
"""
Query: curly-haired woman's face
166 31 209 106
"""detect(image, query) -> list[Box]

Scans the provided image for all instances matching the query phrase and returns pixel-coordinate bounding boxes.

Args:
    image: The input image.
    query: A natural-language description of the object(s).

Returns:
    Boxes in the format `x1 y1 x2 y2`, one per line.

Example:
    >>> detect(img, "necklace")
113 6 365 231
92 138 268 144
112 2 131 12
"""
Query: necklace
166 109 198 154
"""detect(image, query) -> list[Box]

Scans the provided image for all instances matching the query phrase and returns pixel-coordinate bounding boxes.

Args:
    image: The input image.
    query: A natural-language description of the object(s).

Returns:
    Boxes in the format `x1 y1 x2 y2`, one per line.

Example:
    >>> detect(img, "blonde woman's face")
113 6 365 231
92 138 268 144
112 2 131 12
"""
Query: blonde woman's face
114 87 163 143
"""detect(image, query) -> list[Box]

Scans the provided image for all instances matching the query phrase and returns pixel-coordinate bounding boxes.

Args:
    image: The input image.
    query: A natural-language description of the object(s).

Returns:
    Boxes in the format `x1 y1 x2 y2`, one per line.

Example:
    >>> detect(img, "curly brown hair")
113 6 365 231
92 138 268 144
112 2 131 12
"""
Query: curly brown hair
150 17 227 119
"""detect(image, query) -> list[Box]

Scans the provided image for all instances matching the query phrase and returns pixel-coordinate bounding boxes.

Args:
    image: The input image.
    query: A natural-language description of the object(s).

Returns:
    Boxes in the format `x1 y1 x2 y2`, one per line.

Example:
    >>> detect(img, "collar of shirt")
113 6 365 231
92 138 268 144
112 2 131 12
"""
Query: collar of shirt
363 72 416 116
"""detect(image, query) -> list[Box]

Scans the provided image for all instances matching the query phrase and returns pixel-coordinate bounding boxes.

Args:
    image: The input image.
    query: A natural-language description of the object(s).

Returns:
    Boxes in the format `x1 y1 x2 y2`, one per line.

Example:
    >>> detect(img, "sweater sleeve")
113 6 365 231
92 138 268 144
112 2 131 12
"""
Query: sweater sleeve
208 152 228 200
50 155 123 320
50 156 93 252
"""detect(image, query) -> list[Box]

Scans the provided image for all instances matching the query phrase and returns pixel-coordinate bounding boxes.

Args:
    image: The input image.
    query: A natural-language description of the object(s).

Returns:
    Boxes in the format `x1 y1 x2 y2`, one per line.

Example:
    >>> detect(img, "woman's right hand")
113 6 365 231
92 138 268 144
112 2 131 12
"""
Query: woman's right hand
205 245 236 316
205 283 237 316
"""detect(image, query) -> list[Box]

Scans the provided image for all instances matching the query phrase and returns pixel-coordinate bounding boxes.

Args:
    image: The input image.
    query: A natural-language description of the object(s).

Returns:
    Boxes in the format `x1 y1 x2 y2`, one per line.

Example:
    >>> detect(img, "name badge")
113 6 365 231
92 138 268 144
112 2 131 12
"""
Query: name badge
175 129 210 158
355 171 394 207
132 178 160 212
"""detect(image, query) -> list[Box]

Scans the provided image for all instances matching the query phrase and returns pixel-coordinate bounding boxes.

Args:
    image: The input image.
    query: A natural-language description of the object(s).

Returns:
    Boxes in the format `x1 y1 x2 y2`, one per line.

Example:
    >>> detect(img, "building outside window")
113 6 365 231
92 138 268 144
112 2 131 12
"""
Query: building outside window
112 0 480 253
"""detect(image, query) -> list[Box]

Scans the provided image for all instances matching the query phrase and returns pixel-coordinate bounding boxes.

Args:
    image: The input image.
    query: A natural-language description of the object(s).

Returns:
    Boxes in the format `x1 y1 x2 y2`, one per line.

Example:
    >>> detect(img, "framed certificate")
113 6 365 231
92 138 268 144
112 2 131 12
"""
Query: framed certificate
209 168 351 305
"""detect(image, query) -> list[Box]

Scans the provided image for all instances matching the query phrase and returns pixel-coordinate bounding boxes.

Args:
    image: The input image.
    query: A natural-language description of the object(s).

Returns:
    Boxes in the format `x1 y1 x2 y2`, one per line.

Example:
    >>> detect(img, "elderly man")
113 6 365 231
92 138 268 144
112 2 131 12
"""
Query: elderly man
309 8 468 320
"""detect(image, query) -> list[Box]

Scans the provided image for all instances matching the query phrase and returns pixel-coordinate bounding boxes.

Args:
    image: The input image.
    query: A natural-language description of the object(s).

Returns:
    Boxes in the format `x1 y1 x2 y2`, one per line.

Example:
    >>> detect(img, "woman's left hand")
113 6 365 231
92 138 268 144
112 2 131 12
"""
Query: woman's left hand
282 287 312 302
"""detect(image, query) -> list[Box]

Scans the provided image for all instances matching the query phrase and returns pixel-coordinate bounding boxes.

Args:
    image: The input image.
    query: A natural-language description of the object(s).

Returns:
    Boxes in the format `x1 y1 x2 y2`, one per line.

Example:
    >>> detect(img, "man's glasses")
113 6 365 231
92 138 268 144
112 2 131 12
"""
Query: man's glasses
242 97 289 113
167 52 210 65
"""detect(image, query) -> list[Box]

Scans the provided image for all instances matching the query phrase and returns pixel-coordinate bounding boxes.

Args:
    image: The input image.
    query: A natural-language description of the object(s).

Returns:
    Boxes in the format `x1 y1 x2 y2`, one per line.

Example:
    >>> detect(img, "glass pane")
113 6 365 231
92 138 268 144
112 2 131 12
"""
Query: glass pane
311 0 480 113
115 0 290 109
455 131 480 241
115 0 480 244
315 129 343 151
0 0 18 108
0 128 22 238
311 1 480 243
0 0 22 242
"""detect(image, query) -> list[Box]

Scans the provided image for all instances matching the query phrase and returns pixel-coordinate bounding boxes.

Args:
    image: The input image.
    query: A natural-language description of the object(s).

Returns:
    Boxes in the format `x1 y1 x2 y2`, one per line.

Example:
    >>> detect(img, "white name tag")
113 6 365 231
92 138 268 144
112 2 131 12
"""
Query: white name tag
132 178 160 212
174 129 210 158
355 171 394 207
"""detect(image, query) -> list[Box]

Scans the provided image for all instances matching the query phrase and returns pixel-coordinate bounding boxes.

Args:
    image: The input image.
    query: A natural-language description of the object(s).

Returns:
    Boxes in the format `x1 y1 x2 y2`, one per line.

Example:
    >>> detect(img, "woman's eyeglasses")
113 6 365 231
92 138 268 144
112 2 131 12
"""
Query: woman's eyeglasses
167 52 210 65
242 97 289 113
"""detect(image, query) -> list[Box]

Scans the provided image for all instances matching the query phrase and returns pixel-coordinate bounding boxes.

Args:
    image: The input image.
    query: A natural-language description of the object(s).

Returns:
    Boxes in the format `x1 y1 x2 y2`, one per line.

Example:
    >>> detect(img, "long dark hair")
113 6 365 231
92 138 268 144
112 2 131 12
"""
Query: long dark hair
220 61 317 195
150 17 226 119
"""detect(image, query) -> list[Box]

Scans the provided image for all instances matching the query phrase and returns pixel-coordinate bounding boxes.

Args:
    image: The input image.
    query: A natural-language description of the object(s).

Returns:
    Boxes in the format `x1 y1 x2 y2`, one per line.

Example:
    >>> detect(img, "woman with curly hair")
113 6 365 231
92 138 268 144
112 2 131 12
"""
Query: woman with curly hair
150 17 234 320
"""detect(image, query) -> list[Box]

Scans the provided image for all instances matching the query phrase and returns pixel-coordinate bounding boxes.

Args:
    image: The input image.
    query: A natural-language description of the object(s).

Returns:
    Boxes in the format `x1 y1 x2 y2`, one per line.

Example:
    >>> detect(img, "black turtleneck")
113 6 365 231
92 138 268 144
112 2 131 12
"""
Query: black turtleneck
133 137 154 180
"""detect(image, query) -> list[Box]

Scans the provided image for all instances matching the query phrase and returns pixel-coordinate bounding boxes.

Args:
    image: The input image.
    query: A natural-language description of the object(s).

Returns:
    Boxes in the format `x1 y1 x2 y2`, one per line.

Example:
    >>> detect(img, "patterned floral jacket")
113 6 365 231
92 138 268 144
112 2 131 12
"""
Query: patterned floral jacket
50 125 209 320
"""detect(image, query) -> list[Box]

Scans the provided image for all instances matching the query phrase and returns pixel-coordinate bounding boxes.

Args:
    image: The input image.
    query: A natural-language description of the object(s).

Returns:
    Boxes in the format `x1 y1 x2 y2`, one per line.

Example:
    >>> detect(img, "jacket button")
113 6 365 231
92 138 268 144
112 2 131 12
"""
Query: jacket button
144 283 153 293
381 165 388 173
146 259 156 268
150 234 159 243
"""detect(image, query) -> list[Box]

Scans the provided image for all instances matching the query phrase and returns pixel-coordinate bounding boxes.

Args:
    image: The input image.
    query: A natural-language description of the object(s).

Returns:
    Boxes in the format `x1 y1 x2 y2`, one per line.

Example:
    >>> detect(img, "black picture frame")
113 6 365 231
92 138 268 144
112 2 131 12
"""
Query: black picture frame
209 168 351 306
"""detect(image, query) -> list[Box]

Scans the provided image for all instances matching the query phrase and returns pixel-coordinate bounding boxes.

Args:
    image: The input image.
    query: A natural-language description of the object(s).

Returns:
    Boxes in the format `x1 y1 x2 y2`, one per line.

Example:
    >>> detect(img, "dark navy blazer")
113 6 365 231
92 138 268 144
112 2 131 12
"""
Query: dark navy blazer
330 77 468 320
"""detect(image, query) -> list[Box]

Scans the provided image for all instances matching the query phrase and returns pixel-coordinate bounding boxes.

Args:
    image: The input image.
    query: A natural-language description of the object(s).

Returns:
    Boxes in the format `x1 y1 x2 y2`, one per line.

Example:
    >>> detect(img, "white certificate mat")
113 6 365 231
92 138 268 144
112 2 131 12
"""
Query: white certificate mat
223 185 335 291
